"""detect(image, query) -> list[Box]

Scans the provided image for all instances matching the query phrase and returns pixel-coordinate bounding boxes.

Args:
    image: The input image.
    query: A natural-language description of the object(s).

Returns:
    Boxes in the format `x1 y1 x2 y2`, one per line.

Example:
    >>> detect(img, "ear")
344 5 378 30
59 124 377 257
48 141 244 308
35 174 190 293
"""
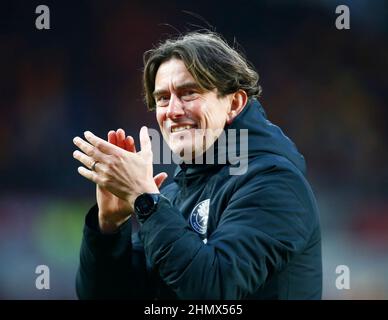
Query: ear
226 90 248 125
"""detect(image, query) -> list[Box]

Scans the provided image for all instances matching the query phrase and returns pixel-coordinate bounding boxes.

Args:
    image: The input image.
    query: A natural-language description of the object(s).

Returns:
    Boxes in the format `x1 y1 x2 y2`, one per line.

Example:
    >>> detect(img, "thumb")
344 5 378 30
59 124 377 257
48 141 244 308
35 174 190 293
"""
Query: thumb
153 172 168 189
139 126 152 153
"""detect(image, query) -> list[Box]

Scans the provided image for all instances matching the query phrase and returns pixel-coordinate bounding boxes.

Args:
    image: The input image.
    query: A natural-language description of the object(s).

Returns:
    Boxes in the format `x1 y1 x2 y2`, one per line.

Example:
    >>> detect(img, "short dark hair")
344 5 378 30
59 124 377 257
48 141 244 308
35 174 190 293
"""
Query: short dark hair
143 31 262 111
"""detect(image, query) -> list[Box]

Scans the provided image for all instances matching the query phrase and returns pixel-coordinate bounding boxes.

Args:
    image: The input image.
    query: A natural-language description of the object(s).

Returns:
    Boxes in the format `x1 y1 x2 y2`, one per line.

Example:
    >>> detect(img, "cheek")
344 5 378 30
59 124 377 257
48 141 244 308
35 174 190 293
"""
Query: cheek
202 106 226 129
184 101 203 120
156 109 166 127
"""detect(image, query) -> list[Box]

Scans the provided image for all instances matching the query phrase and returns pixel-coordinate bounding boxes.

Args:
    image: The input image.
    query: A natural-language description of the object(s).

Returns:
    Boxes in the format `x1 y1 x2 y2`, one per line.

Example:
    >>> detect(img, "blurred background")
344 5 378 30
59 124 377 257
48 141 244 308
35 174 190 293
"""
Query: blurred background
0 0 387 299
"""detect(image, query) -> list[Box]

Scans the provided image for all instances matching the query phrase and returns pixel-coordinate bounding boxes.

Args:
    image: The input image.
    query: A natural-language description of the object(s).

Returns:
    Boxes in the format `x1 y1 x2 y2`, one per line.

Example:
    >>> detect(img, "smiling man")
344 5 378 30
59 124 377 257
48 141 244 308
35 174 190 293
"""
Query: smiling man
73 31 322 299
153 57 245 161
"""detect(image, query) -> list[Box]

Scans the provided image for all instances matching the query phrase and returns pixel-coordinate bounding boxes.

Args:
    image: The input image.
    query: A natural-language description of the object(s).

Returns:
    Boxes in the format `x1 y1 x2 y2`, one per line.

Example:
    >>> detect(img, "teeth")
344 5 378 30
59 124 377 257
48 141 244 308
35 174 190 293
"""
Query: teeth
171 125 195 133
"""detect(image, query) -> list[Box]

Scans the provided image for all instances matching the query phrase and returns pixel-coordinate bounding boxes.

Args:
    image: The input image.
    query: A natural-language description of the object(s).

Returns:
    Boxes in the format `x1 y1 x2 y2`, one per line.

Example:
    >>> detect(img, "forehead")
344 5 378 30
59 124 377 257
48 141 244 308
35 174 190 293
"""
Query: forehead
155 58 196 89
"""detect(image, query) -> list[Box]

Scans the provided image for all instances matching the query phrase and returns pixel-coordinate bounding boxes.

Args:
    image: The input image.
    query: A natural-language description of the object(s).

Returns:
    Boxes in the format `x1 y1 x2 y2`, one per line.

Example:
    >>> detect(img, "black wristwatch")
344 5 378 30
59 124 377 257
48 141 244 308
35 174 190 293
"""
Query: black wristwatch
134 193 160 222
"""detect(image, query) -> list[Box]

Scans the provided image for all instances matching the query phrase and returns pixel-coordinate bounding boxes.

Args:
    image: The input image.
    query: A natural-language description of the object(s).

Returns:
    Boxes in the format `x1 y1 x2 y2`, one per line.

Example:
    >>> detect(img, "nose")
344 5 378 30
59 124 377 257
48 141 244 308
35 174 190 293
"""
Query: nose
166 94 185 119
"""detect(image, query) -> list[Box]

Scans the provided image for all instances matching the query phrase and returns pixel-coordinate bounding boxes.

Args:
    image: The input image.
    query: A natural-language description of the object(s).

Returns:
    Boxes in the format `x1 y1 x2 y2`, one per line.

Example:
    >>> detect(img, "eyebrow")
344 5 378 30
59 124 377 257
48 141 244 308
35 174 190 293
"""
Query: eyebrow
153 82 202 98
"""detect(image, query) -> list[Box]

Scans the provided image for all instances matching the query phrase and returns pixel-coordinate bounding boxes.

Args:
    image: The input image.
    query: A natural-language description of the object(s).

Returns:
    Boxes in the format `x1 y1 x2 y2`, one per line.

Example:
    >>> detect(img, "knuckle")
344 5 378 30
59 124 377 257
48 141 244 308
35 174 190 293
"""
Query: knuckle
100 166 109 175
100 176 109 186
111 154 122 165
105 157 114 168
117 154 126 164
89 147 95 157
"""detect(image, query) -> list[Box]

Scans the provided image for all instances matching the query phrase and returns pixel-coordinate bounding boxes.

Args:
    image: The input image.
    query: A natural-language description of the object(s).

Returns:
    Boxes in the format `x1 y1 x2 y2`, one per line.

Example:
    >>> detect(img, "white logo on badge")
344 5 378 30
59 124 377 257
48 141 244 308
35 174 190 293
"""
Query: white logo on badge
189 199 210 236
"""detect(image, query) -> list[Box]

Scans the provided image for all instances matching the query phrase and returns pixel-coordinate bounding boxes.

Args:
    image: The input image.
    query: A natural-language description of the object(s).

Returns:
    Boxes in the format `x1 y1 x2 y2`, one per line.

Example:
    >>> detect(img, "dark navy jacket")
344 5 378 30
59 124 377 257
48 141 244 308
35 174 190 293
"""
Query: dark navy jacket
76 99 322 299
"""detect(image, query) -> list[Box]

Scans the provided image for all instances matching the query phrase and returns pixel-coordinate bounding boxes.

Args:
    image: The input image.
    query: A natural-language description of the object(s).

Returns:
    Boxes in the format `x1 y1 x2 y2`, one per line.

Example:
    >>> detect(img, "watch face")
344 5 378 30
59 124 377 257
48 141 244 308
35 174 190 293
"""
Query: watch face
135 193 158 217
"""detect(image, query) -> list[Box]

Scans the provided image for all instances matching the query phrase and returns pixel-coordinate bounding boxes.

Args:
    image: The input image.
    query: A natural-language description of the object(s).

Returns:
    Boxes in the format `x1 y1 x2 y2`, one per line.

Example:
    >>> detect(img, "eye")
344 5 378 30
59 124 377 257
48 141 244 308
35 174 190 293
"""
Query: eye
156 95 170 106
184 90 196 95
181 90 198 100
158 95 169 101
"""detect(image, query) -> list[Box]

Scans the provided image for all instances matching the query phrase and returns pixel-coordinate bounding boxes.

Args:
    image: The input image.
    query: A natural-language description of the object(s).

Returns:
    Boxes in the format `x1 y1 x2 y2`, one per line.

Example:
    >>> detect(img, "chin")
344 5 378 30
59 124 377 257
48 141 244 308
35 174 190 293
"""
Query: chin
170 142 205 163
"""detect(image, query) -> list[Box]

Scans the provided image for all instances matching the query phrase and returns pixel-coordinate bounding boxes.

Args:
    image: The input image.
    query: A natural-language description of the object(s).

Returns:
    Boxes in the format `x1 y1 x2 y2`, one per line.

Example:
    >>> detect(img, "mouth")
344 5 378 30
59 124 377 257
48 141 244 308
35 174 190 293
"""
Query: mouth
170 124 198 133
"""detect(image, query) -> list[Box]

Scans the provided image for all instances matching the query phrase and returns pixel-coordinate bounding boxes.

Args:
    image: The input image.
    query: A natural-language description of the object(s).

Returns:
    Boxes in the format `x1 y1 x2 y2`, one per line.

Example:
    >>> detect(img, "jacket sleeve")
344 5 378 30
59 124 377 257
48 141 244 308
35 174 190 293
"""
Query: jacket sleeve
76 205 152 299
139 169 318 299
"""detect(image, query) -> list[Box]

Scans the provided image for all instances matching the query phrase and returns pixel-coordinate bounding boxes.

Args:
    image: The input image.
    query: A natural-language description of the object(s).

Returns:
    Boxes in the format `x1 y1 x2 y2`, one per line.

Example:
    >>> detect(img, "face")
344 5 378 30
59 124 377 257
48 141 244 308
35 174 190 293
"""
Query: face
154 58 232 161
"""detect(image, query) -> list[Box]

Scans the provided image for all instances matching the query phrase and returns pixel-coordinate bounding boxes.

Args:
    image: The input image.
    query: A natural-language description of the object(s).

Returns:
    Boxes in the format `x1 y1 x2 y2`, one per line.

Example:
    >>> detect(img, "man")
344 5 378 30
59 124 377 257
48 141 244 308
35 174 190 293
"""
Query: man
73 32 322 299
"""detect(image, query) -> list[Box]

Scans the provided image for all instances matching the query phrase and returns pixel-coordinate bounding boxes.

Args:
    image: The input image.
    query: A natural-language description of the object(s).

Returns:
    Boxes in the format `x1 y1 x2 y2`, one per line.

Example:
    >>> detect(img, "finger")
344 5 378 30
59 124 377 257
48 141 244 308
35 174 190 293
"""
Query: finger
73 150 96 170
77 166 99 184
73 136 105 161
116 128 126 149
139 126 152 153
84 131 121 155
108 130 117 145
125 136 136 153
153 172 168 189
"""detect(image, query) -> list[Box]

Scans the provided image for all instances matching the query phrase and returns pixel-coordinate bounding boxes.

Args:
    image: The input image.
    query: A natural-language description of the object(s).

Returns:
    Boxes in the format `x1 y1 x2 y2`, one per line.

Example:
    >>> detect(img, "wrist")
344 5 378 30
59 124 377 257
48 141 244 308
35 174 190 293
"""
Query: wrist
128 183 160 209
98 213 130 234
134 193 161 223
